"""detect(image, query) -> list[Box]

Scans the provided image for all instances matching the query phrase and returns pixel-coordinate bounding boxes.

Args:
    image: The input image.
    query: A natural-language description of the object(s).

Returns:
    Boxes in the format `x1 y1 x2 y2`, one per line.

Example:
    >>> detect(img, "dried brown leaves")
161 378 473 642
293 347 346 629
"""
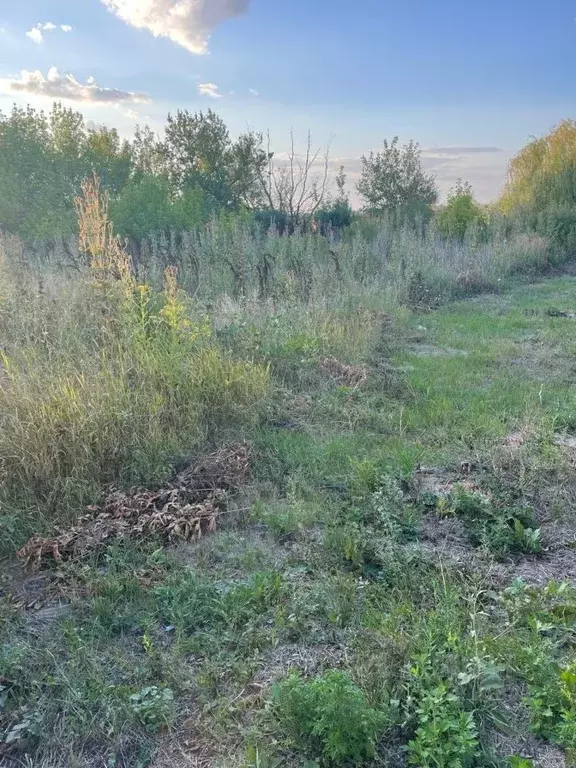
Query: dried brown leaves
319 356 367 389
17 442 251 570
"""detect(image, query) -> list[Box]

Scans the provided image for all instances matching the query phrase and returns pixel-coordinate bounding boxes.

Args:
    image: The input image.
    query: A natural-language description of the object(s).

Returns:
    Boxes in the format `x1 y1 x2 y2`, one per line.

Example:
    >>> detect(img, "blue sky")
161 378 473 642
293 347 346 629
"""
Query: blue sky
1 0 575 203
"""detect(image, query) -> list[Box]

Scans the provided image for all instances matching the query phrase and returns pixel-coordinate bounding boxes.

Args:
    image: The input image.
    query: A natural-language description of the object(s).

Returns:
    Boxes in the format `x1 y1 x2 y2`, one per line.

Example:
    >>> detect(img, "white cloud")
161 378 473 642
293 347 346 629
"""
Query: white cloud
100 0 251 54
423 146 503 156
26 22 73 43
0 67 150 105
249 88 259 96
26 27 44 44
198 82 223 99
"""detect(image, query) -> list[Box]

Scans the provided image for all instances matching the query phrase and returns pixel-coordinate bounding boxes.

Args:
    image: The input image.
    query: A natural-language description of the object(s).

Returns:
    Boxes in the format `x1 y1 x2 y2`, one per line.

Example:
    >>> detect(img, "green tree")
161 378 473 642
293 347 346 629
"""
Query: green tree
0 104 74 239
437 179 486 241
499 120 576 256
49 103 89 207
314 165 353 232
227 130 269 209
500 119 576 213
0 103 133 239
357 137 438 218
132 124 165 180
85 125 132 195
162 109 267 210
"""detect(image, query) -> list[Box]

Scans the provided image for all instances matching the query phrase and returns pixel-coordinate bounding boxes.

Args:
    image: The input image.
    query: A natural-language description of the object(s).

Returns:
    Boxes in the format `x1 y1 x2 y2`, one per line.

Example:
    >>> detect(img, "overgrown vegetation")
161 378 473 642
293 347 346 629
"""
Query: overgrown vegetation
2 106 576 767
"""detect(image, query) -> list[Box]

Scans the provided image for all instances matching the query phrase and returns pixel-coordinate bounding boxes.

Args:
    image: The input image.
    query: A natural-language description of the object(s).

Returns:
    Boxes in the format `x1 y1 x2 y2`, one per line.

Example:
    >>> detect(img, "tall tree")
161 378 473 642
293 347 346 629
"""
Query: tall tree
500 120 576 213
0 105 72 238
227 130 269 209
357 137 437 217
163 109 231 206
85 125 132 195
131 124 165 179
49 103 89 208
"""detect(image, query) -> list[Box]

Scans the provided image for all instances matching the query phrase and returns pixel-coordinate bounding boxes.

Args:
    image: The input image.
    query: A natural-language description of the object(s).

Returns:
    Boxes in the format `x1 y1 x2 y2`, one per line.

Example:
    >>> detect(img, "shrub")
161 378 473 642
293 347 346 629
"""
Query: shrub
405 269 445 311
525 662 576 748
273 670 383 765
365 475 415 540
407 683 479 767
437 180 487 242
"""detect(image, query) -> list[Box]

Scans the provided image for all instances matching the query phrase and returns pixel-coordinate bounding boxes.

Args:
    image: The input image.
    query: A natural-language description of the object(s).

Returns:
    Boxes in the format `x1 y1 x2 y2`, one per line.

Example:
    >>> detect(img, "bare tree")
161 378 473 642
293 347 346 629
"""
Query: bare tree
257 130 332 226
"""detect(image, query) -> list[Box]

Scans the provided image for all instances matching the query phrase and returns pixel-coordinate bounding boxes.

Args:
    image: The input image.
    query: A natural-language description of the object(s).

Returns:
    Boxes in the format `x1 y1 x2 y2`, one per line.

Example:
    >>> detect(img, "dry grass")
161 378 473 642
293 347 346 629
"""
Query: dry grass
17 443 251 568
0 182 269 551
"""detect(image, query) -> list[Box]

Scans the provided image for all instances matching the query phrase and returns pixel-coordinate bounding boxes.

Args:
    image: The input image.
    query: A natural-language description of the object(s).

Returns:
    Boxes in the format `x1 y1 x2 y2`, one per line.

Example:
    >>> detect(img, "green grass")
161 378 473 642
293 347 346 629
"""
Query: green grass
4 269 576 766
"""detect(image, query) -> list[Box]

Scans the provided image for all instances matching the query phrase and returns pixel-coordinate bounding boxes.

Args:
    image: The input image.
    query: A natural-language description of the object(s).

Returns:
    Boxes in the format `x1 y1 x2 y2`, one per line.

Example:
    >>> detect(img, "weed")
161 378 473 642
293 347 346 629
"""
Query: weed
0 183 270 549
448 485 540 557
407 683 479 767
129 686 174 733
4 194 576 768
252 497 321 541
366 475 417 540
273 670 384 765
513 519 542 554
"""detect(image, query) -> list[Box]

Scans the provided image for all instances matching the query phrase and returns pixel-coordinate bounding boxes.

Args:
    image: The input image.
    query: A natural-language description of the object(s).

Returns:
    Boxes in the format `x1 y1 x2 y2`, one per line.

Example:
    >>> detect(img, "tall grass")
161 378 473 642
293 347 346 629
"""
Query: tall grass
121 217 556 305
0 182 270 549
0 187 565 550
8 212 556 308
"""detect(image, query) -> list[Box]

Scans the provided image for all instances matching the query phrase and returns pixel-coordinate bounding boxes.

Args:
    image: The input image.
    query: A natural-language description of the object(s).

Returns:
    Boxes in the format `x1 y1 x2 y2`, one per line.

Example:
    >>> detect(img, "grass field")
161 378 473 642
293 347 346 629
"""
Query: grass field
3 274 576 767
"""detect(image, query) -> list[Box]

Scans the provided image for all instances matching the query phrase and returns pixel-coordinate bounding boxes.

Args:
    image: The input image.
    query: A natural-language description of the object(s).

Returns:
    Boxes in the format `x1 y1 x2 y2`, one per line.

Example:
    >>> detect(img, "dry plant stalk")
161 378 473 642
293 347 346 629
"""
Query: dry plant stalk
75 173 133 289
17 442 251 569
319 356 367 390
163 264 178 303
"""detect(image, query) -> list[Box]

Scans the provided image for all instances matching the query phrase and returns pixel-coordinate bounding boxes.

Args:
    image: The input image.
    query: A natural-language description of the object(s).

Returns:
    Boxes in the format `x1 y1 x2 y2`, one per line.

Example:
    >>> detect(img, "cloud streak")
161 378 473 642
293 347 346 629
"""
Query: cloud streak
100 0 251 54
423 146 503 157
0 67 149 105
26 22 73 44
197 82 223 98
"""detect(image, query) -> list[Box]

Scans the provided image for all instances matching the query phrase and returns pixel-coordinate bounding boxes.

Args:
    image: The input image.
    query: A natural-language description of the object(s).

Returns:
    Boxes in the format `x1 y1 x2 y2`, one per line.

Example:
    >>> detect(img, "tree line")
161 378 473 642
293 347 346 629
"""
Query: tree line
1 102 575 248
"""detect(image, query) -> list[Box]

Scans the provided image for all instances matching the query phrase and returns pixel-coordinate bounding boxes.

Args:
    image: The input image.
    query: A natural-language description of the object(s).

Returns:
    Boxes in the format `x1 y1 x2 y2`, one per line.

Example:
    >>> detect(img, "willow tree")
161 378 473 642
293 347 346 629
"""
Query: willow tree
500 119 576 213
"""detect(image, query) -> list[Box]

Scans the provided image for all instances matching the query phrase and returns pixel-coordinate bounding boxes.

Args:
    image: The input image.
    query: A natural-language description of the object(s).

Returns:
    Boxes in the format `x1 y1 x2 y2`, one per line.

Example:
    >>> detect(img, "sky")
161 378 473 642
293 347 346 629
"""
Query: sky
1 0 575 205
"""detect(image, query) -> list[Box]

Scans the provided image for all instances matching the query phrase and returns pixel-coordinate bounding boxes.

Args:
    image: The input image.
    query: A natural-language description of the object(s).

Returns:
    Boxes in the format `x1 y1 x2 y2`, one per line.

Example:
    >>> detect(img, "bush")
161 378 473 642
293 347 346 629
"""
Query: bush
314 200 353 234
437 180 487 242
407 683 479 767
535 204 576 260
273 670 383 765
365 475 412 539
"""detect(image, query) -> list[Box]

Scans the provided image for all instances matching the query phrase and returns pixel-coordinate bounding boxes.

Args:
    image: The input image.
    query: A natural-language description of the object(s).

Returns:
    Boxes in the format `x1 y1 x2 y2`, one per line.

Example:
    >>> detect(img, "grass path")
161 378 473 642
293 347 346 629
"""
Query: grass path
4 277 576 767
396 277 576 453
